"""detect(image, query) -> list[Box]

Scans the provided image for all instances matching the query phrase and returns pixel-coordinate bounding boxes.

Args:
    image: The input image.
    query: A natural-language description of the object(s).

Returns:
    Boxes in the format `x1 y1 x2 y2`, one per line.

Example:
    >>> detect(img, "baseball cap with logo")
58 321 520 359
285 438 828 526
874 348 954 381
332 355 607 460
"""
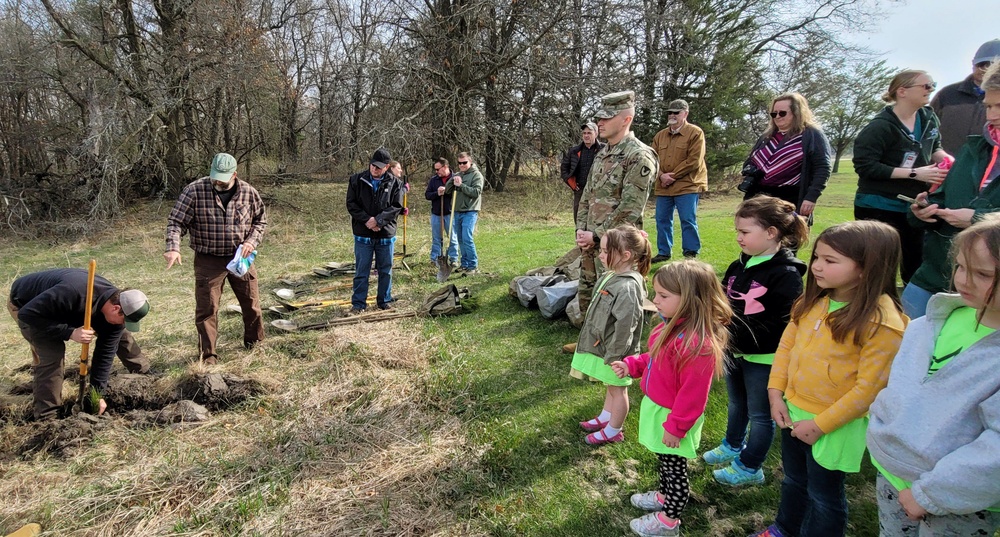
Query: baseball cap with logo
666 99 690 112
119 289 150 332
594 91 636 119
210 153 238 183
370 148 391 168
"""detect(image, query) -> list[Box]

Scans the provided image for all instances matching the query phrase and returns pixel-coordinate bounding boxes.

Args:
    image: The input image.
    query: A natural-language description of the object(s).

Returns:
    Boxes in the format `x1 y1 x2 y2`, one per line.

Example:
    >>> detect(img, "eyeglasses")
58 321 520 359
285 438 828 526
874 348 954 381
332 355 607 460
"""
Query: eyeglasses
458 161 469 165
905 82 937 91
666 111 681 115
433 167 442 172
769 110 789 118
976 61 992 70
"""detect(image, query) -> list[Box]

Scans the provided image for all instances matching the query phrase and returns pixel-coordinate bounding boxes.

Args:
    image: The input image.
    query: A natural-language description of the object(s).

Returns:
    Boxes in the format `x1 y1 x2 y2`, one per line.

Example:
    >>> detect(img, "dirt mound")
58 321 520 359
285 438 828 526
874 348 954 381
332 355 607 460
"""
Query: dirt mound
125 400 212 429
175 373 265 411
17 414 105 458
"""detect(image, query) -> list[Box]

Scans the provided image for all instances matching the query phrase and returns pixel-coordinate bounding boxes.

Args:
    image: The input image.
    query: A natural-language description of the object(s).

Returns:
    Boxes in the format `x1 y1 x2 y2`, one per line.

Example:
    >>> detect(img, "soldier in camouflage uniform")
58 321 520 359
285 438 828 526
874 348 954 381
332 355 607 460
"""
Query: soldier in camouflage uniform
575 91 658 319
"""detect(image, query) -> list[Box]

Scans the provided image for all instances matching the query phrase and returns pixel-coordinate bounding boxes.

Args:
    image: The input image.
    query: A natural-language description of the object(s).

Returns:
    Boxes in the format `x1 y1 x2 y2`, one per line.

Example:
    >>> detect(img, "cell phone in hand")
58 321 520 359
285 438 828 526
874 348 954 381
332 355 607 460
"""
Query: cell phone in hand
897 194 930 208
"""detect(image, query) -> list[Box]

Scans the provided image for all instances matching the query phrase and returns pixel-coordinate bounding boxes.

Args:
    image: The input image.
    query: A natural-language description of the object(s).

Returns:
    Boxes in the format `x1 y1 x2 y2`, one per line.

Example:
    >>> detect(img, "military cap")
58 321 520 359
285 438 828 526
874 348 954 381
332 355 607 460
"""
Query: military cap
666 99 689 112
594 91 636 119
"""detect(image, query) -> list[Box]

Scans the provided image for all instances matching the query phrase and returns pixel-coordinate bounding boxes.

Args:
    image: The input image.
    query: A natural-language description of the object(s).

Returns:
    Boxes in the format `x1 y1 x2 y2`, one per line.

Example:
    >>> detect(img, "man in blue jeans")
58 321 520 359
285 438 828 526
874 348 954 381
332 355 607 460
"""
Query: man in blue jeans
444 151 484 274
650 99 708 262
346 148 404 312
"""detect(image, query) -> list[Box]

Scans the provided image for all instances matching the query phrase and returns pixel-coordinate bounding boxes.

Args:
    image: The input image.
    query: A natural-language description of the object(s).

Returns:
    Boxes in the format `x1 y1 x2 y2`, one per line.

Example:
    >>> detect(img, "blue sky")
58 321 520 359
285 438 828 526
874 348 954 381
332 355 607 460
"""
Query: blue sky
848 0 997 88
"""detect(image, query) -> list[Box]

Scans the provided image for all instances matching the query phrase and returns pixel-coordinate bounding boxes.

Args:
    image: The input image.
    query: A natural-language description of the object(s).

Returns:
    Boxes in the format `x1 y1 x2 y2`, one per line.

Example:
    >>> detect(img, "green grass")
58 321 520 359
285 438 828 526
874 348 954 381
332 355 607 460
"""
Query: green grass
0 161 891 536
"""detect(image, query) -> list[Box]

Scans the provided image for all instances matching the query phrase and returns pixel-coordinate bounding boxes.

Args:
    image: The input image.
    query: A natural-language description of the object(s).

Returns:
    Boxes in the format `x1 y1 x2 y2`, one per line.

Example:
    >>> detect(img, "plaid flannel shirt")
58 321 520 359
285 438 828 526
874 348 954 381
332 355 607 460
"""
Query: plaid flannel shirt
165 177 267 256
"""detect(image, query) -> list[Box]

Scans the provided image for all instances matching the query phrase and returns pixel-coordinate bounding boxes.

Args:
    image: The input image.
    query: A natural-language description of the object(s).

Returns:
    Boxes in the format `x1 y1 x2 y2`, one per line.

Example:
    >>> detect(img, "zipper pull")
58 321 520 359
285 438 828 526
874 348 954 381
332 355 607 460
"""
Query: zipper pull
814 318 822 331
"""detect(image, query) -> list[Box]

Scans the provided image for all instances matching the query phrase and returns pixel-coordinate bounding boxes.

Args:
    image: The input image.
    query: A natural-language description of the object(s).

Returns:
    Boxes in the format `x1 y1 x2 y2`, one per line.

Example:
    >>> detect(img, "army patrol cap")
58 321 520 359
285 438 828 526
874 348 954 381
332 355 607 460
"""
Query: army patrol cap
666 99 689 112
594 91 636 119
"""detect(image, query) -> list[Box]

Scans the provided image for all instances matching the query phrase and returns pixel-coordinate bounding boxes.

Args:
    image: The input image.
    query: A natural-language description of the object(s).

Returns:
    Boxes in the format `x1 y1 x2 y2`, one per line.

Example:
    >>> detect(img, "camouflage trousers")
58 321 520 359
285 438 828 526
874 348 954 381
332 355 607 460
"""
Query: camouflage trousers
876 473 1000 536
576 246 604 320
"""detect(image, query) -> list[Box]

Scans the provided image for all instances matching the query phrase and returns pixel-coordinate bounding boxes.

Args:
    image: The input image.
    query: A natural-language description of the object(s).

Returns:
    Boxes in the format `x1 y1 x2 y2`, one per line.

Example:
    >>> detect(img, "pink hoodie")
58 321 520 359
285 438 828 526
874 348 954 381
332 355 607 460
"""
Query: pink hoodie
622 323 716 438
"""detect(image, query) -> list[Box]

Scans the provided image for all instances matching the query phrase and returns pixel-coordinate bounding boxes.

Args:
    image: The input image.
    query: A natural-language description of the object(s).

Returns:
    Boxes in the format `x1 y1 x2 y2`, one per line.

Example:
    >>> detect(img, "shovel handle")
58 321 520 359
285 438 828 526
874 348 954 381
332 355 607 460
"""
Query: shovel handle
78 259 96 402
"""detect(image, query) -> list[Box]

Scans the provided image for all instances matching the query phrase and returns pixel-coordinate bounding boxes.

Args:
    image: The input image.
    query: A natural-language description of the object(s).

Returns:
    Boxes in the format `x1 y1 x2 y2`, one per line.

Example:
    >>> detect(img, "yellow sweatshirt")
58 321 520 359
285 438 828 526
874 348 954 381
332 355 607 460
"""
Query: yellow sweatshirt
768 294 908 433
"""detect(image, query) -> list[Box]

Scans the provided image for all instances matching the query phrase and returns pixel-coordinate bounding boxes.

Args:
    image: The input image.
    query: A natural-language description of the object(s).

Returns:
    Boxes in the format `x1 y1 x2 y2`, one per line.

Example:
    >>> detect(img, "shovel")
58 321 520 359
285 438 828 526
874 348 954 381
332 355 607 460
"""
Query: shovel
271 310 417 331
76 259 96 412
436 192 458 282
273 281 352 301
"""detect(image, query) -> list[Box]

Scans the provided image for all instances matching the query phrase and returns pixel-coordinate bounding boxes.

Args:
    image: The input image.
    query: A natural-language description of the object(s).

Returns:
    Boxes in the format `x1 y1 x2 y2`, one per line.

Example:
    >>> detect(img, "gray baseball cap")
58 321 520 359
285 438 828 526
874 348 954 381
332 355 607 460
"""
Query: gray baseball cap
594 91 636 119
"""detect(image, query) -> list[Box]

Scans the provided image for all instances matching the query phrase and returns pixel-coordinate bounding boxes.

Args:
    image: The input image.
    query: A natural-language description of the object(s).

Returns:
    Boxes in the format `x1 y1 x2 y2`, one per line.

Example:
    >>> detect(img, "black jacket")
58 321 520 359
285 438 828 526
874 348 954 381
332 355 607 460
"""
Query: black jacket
853 105 943 199
346 170 404 238
424 172 455 216
723 249 806 355
560 140 604 189
743 125 832 207
931 75 986 157
10 268 123 392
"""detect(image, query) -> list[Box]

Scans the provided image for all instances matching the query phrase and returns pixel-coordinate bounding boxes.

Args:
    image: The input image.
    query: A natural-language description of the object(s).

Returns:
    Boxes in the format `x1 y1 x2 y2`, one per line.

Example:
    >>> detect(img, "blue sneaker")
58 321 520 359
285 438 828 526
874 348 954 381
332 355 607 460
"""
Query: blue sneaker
702 440 741 465
714 459 765 486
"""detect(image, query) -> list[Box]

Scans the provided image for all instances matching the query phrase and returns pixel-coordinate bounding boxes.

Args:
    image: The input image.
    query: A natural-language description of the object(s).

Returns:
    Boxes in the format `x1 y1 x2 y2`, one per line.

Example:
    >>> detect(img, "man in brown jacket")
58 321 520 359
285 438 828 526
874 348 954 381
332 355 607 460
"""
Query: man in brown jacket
650 99 708 262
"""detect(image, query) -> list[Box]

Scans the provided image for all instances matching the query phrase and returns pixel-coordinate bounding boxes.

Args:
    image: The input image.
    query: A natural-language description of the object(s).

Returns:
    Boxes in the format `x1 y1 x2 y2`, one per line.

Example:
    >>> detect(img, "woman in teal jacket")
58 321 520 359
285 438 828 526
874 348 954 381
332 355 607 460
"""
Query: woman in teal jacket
902 62 1000 318
853 70 951 284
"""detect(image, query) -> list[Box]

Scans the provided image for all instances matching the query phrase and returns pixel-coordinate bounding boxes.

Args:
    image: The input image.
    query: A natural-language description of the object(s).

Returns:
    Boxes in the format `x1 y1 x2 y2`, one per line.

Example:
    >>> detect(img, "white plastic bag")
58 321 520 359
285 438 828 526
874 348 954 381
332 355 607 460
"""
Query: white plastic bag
226 247 257 277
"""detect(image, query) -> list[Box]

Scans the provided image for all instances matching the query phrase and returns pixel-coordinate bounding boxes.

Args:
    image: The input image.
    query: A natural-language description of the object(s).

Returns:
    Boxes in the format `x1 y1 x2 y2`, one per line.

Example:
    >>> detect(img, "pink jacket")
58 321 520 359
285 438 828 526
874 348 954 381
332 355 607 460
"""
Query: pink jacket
622 323 716 438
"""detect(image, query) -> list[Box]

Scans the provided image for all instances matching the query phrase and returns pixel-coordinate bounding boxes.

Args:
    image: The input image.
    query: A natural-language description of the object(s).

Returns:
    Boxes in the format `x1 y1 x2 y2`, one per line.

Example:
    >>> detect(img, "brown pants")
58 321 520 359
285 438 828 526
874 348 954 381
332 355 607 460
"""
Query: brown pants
193 252 264 360
8 301 147 419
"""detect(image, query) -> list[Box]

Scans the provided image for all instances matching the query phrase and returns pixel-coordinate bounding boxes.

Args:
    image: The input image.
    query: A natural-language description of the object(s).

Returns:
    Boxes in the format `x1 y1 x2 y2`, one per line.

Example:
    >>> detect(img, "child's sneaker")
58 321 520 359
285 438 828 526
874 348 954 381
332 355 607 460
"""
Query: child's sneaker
630 490 664 511
713 459 765 486
584 429 624 445
702 440 741 465
748 525 785 537
629 512 680 537
579 418 609 432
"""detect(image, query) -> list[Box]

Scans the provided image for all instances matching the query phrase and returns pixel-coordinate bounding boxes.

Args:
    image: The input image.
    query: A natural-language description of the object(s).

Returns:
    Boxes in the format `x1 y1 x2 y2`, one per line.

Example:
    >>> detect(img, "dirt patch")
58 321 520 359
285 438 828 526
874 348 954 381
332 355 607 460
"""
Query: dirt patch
16 413 104 458
175 373 265 411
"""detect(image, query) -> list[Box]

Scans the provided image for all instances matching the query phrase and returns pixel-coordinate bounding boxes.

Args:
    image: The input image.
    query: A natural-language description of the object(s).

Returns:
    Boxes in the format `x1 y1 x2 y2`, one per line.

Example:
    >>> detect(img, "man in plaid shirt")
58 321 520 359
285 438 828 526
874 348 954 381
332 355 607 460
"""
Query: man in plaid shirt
164 153 267 365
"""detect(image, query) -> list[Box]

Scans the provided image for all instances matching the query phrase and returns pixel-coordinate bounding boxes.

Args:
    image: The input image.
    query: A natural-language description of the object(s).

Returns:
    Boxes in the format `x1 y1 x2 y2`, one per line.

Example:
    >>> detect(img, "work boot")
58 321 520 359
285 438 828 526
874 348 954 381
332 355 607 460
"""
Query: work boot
562 342 577 354
651 254 671 263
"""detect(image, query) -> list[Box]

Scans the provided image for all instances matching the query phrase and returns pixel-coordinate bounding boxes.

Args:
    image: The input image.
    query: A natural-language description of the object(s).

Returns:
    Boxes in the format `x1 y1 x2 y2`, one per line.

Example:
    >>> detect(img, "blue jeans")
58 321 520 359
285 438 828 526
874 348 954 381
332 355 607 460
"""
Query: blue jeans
352 236 394 310
901 282 934 320
723 357 774 470
429 213 458 264
775 427 848 537
655 193 701 256
454 211 479 269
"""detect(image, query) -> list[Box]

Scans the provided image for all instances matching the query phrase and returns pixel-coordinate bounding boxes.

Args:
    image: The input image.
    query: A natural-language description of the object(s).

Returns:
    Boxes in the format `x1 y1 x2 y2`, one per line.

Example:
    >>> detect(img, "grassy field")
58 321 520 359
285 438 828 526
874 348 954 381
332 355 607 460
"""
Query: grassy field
0 162 887 536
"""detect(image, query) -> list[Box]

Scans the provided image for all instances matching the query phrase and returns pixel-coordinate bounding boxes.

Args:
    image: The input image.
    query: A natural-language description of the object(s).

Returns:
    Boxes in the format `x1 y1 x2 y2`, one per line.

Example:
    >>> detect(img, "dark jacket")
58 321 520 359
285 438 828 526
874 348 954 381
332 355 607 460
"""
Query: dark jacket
908 134 1000 293
744 125 832 207
723 249 807 355
931 75 986 157
560 140 604 190
853 105 943 199
424 172 455 216
10 268 123 392
346 170 404 239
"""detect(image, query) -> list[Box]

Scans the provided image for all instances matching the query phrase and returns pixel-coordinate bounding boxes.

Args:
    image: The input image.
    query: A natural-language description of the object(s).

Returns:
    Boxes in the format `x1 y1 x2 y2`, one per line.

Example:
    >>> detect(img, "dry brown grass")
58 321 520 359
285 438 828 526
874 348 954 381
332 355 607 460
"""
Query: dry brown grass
0 180 489 536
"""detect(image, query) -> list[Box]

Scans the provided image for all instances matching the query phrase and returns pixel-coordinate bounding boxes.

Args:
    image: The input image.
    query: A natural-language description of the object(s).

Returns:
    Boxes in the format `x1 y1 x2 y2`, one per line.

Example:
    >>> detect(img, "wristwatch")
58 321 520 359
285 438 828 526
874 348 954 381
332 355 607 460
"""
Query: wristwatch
908 169 917 179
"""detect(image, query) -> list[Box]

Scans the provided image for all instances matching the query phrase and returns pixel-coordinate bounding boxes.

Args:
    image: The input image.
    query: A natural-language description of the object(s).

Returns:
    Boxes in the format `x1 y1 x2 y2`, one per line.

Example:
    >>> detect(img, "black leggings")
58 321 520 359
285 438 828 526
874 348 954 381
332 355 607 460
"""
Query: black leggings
657 454 690 519
854 205 923 284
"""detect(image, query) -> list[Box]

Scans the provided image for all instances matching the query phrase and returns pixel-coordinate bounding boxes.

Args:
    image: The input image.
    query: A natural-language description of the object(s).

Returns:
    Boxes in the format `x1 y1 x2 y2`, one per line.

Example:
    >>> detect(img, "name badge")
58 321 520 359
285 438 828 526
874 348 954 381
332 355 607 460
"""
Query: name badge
900 151 917 168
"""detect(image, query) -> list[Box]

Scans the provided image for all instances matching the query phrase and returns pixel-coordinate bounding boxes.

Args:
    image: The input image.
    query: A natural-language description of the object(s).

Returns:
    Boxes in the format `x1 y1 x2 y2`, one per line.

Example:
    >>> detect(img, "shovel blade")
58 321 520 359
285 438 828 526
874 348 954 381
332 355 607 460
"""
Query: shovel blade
435 256 452 282
274 288 297 300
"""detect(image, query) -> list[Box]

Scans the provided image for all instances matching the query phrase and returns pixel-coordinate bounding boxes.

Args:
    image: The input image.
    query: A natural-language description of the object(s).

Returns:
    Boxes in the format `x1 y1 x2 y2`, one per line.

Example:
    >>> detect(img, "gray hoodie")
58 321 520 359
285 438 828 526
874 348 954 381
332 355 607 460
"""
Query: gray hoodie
867 293 1000 516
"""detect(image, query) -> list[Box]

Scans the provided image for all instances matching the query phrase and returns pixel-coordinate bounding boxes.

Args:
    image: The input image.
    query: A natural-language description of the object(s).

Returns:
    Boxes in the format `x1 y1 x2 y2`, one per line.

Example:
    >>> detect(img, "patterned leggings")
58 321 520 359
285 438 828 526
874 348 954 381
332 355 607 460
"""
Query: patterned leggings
657 454 690 519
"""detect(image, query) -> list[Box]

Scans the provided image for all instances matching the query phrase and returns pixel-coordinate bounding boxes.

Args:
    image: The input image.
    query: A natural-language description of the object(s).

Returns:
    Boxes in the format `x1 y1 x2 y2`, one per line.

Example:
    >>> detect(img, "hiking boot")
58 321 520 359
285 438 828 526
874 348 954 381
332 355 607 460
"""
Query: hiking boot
348 307 365 315
561 342 577 354
748 525 785 537
579 417 609 432
461 267 477 275
629 512 680 537
702 440 741 465
651 254 671 263
585 429 624 445
630 490 664 511
377 304 393 311
713 459 765 486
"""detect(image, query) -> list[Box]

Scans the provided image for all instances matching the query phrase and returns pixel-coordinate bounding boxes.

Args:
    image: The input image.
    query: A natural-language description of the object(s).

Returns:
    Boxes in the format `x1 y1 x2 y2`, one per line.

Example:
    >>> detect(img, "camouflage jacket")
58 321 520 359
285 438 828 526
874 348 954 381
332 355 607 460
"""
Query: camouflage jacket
577 132 657 239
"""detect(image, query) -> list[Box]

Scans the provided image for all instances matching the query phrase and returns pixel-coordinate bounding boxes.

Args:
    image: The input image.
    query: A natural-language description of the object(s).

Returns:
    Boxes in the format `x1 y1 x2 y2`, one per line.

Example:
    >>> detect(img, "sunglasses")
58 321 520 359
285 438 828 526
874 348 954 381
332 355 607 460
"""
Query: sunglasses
976 61 992 70
667 111 682 115
769 110 789 118
905 82 937 91
458 161 469 165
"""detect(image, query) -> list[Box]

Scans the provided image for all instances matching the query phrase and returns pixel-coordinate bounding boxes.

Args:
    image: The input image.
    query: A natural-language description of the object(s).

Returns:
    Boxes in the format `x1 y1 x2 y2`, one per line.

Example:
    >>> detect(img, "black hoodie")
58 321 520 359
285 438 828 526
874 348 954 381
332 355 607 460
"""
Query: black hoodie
723 248 807 356
10 268 123 392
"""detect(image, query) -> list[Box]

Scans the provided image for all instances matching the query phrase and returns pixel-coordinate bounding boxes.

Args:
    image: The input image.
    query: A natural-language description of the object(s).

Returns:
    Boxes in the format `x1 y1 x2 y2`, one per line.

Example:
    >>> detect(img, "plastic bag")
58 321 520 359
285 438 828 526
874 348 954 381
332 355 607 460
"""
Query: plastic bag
227 247 257 277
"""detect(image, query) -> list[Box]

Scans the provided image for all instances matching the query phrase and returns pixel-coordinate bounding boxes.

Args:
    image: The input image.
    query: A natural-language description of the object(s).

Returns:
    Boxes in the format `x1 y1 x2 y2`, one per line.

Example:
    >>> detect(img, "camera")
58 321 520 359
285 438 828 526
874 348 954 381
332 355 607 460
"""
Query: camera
737 163 764 193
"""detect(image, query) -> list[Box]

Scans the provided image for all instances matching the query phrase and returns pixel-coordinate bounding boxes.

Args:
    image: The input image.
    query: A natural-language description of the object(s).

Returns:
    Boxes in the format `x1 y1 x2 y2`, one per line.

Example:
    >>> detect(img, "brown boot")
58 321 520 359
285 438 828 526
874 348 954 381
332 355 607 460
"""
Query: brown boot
561 342 577 354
